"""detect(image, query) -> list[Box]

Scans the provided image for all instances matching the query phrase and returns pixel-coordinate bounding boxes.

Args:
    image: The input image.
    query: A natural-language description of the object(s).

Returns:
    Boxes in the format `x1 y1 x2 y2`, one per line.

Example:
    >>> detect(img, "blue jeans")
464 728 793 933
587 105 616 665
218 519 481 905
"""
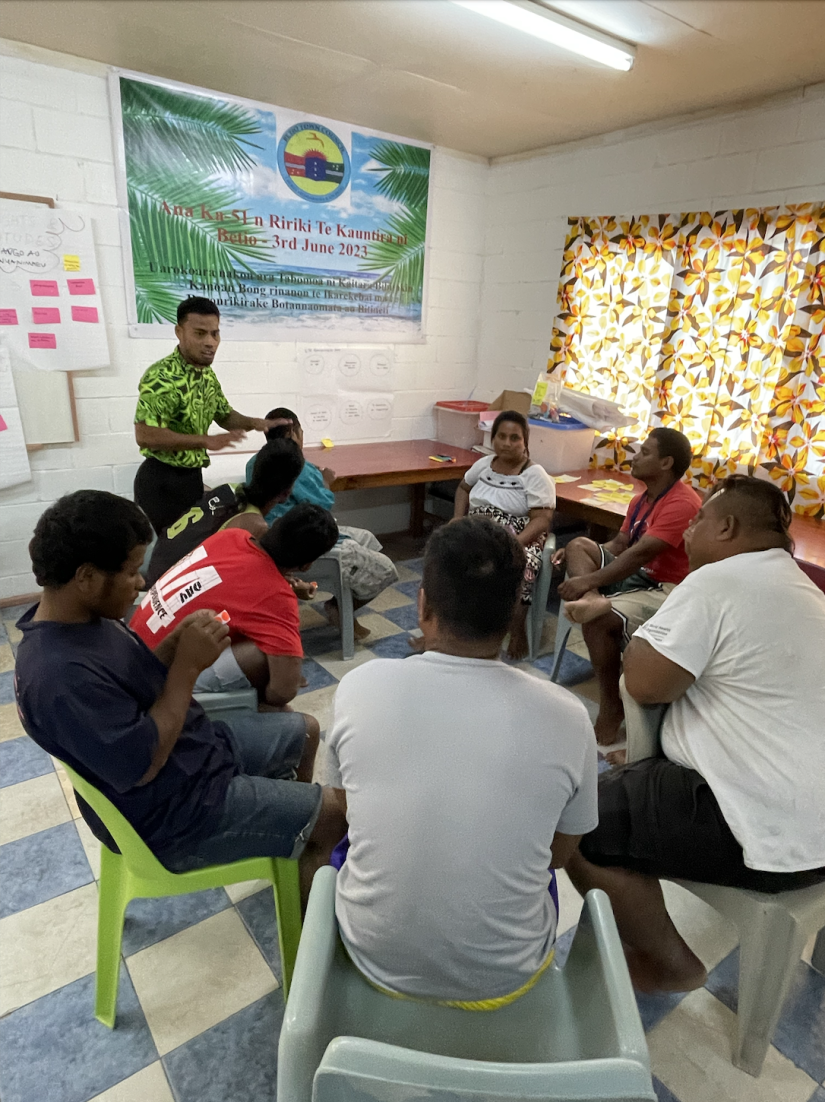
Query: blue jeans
160 710 323 872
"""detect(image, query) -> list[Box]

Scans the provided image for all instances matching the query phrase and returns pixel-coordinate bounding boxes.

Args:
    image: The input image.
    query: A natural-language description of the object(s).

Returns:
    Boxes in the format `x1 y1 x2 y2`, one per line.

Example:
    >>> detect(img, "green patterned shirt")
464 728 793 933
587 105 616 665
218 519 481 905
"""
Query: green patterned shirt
134 347 233 469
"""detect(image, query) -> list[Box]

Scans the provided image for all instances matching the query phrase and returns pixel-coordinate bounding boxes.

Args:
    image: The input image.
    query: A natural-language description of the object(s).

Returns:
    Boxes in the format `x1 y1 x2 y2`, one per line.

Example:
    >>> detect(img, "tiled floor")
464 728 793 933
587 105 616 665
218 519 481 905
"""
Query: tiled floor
1 563 823 1102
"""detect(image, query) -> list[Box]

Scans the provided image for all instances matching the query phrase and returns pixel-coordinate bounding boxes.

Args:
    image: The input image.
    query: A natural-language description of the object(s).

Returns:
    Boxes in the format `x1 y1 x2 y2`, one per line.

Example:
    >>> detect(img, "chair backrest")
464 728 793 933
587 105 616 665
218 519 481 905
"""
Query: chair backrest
59 760 172 880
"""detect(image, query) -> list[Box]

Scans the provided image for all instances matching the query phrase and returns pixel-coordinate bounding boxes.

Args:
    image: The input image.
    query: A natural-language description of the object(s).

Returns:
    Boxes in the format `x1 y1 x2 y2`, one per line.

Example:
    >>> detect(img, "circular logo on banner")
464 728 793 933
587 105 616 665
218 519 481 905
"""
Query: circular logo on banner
277 123 351 202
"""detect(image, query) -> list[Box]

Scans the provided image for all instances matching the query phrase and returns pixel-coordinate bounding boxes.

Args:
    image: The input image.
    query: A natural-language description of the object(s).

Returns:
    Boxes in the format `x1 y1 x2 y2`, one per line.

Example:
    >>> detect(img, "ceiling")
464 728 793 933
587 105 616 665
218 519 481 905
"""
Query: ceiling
2 0 825 159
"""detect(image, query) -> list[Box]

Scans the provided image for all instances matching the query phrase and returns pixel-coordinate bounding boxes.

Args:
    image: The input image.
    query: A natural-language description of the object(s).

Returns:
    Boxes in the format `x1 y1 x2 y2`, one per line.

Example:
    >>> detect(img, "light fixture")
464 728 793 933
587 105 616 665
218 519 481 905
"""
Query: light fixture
450 0 636 71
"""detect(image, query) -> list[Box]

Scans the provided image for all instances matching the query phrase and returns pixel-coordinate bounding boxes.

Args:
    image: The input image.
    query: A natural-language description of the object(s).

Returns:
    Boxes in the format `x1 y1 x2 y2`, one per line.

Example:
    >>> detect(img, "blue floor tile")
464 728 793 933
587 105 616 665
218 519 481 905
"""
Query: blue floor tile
300 623 343 657
636 988 690 1033
297 658 338 696
653 1077 681 1102
0 821 93 918
236 887 283 982
163 991 285 1102
0 669 16 704
530 648 593 686
805 1087 825 1102
0 965 157 1102
381 602 421 631
707 948 825 1080
0 735 54 788
367 634 417 660
397 557 423 576
122 888 233 957
393 578 423 599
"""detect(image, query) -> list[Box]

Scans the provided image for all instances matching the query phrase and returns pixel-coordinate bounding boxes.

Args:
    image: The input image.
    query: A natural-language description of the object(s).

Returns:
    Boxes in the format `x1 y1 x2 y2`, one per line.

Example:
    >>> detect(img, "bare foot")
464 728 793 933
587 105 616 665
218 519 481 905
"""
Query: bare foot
325 598 370 640
594 710 625 746
605 748 627 766
408 635 426 652
564 592 613 624
625 946 707 994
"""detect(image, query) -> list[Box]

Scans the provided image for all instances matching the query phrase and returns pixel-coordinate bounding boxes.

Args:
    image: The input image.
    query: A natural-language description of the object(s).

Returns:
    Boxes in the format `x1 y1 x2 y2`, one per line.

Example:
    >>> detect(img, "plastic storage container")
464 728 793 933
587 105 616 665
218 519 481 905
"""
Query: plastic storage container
527 415 596 475
434 400 490 450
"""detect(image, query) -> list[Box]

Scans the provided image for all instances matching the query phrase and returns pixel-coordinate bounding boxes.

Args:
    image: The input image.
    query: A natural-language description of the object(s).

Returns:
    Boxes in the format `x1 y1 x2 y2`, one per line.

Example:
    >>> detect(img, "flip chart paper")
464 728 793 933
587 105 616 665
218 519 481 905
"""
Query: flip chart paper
28 332 57 349
67 278 95 295
32 307 61 324
0 309 18 325
30 280 60 296
71 305 99 323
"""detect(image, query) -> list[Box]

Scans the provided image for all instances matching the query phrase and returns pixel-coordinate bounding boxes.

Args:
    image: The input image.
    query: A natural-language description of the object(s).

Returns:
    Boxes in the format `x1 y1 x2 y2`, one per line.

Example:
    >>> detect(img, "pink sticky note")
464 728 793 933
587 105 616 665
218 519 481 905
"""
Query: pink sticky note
28 332 57 349
67 278 95 295
30 280 60 296
0 413 8 431
0 309 18 325
71 305 99 323
32 307 61 324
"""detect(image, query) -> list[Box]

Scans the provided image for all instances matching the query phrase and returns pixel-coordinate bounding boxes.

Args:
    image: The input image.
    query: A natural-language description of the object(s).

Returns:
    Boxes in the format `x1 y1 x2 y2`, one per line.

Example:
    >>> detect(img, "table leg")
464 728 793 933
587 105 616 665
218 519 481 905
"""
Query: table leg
410 483 426 537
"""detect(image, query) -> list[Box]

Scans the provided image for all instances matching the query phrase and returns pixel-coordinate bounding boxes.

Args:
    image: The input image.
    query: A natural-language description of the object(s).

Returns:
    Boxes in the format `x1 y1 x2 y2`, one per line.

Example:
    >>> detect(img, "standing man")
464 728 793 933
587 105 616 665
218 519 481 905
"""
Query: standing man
133 296 287 533
552 428 700 745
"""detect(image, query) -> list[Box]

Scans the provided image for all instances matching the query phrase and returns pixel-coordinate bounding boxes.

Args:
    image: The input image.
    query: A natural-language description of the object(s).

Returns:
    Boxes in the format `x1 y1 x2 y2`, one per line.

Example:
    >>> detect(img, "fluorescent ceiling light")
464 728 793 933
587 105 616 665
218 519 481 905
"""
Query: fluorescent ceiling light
451 0 636 71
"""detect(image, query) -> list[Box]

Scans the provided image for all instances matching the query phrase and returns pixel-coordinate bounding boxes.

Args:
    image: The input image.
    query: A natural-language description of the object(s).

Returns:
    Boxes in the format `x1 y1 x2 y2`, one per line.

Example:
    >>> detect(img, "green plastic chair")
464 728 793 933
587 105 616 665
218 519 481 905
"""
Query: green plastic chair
59 761 302 1028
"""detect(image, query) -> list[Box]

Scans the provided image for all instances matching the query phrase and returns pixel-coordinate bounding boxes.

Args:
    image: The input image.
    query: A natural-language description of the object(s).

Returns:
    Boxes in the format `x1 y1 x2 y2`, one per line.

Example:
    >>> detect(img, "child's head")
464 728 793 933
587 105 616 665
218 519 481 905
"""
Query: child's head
265 407 303 450
243 438 304 511
259 502 338 572
29 491 153 619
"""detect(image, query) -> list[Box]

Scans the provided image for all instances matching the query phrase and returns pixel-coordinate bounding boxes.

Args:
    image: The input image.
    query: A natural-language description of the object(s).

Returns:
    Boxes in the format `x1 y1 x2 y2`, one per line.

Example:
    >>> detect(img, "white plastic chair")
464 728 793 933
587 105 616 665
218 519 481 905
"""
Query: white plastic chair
309 555 355 661
620 675 825 1077
527 535 556 661
278 866 656 1102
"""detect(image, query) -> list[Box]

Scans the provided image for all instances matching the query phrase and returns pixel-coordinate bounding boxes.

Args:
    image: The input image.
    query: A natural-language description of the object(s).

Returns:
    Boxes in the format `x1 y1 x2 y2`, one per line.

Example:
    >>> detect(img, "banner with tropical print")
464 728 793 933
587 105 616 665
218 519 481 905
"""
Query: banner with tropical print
547 204 825 517
110 72 432 342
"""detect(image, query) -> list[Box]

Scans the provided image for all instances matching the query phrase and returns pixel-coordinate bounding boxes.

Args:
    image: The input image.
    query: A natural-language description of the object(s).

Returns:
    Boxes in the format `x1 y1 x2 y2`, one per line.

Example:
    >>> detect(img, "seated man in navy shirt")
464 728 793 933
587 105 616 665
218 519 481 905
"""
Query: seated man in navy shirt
14 490 346 901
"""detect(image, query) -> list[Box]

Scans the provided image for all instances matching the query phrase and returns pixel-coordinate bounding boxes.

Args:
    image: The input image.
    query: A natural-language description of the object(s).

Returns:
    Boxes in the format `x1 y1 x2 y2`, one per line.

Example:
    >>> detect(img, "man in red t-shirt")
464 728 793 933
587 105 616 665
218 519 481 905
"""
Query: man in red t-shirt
551 428 701 746
132 503 338 710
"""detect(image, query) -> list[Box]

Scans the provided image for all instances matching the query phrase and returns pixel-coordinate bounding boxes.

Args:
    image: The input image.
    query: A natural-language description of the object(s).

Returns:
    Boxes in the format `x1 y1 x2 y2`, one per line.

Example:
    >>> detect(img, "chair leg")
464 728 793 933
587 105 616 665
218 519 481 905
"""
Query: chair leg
734 907 807 1076
811 927 825 975
549 605 572 683
273 858 303 999
338 579 355 661
95 845 131 1028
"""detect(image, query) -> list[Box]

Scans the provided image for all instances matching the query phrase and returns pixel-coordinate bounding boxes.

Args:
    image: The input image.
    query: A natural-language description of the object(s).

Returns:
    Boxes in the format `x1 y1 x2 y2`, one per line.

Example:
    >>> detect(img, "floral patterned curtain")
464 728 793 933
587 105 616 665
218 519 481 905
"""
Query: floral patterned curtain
548 204 825 517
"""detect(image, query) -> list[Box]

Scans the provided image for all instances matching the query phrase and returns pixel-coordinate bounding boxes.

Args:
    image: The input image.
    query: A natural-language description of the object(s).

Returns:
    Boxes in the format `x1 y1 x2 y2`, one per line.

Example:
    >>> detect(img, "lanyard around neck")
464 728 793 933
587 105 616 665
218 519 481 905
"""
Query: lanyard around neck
627 481 676 545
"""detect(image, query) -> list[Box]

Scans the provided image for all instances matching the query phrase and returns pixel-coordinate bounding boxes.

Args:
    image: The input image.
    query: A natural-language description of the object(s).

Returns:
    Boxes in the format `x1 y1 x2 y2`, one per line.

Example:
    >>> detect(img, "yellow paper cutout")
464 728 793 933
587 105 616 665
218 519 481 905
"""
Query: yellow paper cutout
63 255 81 272
321 438 334 449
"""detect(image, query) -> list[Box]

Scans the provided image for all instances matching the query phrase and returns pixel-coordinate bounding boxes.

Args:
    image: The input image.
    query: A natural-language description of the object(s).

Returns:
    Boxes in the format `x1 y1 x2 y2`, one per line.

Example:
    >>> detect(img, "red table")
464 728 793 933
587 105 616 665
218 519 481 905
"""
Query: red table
303 438 479 536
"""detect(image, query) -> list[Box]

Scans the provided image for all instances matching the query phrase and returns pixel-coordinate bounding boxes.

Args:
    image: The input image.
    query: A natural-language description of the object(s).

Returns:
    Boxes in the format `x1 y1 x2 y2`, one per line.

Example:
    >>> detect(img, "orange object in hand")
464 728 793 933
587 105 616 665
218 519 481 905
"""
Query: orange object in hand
215 610 231 624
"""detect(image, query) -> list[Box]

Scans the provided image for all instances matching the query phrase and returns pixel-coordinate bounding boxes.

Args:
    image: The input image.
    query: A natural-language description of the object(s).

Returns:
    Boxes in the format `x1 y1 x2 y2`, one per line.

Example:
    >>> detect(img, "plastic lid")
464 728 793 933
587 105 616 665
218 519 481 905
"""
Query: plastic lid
435 400 490 412
528 414 589 431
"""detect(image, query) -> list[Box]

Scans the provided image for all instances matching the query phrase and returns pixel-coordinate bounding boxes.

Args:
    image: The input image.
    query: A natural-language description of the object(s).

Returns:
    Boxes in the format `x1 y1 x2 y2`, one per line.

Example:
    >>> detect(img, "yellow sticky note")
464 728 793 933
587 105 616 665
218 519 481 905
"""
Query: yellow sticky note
63 255 81 272
321 438 334 449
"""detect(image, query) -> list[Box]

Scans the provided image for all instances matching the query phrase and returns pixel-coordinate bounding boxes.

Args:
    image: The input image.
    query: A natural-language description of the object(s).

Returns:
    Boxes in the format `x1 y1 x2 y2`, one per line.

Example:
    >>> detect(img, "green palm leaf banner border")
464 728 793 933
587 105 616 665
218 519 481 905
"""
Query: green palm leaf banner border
109 69 432 342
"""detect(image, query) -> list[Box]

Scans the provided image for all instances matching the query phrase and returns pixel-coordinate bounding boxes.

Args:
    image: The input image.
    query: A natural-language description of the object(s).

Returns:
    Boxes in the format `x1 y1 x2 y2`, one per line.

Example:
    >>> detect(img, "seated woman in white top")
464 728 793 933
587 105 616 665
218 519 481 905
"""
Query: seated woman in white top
453 410 555 658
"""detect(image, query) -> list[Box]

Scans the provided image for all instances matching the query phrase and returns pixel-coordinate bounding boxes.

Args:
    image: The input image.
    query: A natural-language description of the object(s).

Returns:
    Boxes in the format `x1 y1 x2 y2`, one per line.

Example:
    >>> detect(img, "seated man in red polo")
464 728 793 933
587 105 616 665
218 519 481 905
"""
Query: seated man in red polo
551 428 700 746
131 503 338 710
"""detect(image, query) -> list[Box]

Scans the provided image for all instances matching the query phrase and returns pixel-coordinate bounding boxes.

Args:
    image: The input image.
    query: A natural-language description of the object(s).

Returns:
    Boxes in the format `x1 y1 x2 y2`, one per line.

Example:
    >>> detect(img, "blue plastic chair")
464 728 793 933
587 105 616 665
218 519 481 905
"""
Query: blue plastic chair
278 866 656 1102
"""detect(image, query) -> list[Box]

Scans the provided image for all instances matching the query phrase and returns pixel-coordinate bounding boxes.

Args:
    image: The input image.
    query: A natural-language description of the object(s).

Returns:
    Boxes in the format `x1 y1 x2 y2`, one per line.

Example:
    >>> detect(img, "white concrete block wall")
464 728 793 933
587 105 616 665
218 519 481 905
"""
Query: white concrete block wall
0 40 486 599
476 84 825 400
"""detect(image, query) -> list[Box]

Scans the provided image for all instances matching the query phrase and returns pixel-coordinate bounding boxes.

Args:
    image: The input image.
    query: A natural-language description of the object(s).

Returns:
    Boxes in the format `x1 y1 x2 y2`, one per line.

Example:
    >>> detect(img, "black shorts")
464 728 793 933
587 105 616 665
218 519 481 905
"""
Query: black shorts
134 457 204 534
579 757 825 894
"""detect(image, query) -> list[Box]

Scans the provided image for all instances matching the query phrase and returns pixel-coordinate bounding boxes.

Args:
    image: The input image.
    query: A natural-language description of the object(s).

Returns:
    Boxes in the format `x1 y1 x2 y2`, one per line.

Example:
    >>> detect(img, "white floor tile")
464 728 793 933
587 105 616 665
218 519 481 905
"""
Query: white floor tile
126 908 277 1055
313 648 376 682
0 701 26 743
0 642 14 673
394 563 421 583
53 760 82 818
353 612 404 642
0 882 98 1015
295 684 338 734
298 602 328 630
648 987 816 1102
88 1061 175 1102
366 587 414 612
224 879 270 904
661 881 739 972
0 771 72 845
75 816 102 880
555 868 584 936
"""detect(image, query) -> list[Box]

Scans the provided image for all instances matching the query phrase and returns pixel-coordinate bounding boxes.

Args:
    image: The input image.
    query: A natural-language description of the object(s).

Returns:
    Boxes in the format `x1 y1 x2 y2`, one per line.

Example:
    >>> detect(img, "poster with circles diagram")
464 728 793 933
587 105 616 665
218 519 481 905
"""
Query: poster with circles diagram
299 346 394 443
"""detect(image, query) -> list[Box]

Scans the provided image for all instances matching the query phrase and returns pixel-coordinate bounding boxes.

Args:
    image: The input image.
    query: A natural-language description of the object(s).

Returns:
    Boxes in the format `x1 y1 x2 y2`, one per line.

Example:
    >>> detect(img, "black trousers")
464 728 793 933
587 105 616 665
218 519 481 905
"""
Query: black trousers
134 457 204 534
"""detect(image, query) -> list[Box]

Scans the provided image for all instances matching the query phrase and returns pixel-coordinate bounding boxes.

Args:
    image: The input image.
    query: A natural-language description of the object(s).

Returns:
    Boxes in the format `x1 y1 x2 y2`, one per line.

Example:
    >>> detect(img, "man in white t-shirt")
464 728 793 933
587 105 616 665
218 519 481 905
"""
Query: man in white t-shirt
568 475 825 994
327 516 598 1004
